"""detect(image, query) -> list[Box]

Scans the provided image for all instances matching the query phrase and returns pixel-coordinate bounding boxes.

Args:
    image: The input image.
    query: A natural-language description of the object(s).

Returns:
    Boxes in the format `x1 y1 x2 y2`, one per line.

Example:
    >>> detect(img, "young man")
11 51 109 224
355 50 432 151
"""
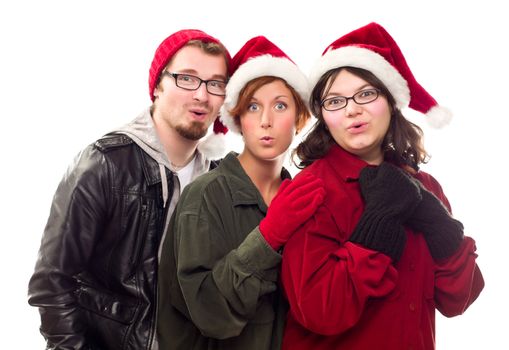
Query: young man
28 29 231 350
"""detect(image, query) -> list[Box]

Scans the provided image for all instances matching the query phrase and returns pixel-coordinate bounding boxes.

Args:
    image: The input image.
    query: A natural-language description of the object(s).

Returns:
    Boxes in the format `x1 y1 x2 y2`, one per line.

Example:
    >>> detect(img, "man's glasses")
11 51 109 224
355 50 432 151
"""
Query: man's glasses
321 88 381 111
162 71 227 96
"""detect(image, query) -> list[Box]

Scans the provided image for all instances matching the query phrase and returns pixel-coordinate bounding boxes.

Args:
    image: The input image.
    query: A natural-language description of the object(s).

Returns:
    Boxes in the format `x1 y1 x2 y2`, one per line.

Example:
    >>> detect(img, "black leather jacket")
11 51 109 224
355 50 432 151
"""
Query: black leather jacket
28 133 213 349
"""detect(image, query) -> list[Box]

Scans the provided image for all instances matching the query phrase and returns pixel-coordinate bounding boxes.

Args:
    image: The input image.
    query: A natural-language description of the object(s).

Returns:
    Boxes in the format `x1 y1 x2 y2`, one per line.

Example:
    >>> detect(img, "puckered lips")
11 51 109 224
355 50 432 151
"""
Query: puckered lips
259 135 275 145
347 121 368 134
188 106 209 121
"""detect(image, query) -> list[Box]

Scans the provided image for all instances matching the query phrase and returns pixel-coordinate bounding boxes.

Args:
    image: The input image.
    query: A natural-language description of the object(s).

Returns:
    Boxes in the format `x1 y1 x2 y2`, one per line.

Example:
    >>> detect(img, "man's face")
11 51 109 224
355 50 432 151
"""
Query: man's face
153 45 228 140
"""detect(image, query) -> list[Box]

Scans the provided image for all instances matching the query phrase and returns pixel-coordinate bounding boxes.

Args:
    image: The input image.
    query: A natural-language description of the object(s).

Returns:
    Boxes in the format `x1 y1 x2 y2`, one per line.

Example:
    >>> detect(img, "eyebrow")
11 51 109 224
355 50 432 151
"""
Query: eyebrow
250 95 291 102
324 83 372 99
174 69 227 81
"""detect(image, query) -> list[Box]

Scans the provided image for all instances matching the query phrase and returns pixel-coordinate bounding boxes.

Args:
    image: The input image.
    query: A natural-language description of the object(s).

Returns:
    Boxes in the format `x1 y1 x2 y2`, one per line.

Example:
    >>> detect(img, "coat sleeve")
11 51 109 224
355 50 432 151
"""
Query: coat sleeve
281 205 398 336
28 146 109 350
172 180 282 339
418 172 485 317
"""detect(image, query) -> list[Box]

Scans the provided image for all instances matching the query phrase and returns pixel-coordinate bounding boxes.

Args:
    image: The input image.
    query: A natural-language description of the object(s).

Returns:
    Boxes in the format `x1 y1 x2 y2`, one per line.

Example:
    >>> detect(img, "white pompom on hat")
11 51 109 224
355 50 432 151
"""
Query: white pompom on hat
220 36 310 133
309 22 452 128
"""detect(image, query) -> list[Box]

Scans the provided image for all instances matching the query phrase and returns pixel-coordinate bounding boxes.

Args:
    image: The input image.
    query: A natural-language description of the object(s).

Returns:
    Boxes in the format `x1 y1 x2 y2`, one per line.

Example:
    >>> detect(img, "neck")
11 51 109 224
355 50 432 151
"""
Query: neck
238 151 285 206
359 147 384 166
152 112 198 168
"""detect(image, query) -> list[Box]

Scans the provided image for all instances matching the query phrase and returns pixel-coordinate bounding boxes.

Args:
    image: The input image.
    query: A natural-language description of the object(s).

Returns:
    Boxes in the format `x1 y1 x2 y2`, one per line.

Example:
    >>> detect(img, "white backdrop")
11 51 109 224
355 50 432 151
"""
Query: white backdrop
1 0 507 348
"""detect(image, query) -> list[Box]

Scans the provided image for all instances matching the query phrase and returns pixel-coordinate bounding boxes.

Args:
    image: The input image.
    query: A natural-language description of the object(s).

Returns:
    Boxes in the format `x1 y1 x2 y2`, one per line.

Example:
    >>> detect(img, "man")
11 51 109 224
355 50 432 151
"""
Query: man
28 29 231 350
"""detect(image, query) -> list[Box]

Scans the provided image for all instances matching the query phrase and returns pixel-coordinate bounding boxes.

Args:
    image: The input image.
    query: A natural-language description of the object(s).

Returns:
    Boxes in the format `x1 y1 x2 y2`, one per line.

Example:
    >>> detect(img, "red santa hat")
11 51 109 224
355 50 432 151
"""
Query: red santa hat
148 29 232 159
309 22 452 128
220 36 309 133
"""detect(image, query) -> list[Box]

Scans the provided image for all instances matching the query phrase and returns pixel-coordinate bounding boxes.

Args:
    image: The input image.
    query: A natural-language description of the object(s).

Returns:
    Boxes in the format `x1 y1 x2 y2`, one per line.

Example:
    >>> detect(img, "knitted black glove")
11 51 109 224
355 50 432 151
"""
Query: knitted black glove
407 187 464 260
349 162 422 261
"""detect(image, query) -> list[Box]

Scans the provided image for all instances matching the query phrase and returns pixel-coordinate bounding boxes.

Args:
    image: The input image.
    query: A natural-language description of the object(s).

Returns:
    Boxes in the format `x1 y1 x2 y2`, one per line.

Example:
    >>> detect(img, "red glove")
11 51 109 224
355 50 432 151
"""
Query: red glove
260 172 325 250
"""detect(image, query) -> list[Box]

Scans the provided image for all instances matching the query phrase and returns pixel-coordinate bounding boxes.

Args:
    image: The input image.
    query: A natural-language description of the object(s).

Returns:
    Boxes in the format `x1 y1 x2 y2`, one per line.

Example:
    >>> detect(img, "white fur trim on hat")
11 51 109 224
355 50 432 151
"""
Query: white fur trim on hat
220 54 310 134
308 46 410 110
197 132 228 160
425 105 452 129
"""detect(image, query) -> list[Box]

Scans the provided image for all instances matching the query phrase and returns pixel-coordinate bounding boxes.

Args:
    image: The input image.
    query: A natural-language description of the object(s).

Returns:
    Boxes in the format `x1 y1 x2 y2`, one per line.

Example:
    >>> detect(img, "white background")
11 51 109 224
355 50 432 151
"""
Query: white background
1 0 507 348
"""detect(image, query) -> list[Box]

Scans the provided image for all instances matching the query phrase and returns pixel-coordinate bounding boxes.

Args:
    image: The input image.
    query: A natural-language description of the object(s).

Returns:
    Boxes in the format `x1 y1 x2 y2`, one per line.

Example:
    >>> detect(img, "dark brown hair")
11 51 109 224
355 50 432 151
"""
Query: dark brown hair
228 76 311 133
293 67 429 170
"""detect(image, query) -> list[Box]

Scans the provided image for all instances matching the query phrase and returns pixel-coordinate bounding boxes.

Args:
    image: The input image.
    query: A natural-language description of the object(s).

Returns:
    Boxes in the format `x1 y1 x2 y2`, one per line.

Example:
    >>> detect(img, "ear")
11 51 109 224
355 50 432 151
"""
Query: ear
153 80 165 99
153 87 160 99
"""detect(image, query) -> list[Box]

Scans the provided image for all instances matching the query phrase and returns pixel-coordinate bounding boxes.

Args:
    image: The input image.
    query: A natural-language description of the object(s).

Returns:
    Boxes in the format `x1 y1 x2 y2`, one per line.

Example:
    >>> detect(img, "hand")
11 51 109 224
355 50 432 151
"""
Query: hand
260 172 325 250
359 162 422 219
349 163 422 261
407 186 464 260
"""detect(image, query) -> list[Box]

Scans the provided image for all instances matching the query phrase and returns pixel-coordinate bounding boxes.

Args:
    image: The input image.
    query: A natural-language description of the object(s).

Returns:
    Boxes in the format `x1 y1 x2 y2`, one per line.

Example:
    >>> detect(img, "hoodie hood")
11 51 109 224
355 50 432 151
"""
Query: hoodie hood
115 108 172 170
113 108 210 207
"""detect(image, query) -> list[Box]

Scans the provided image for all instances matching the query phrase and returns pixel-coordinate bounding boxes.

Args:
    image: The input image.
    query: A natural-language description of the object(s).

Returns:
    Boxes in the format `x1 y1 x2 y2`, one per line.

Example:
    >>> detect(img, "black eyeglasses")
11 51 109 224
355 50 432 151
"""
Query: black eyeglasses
162 71 227 96
321 88 381 111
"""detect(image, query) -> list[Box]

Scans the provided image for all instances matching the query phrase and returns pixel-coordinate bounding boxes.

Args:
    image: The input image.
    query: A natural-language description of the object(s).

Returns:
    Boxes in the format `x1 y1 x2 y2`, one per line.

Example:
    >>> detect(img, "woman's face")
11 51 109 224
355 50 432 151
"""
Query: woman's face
240 79 297 162
321 69 391 165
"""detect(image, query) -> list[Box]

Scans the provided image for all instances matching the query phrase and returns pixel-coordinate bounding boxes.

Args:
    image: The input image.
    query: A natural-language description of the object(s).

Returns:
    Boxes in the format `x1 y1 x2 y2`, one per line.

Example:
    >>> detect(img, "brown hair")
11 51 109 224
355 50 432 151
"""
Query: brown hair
185 40 230 72
293 66 429 170
228 76 311 133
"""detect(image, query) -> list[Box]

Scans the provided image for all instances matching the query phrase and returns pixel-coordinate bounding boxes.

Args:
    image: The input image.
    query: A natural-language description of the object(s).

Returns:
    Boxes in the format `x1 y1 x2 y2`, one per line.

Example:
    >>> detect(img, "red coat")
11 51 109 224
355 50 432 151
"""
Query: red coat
281 145 484 350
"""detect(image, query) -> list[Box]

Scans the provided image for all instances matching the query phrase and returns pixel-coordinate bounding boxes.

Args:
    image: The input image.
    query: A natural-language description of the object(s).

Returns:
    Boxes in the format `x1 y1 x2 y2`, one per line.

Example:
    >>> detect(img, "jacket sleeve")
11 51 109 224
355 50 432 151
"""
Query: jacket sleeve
434 237 484 316
172 180 281 339
418 172 485 317
28 146 109 350
281 205 398 336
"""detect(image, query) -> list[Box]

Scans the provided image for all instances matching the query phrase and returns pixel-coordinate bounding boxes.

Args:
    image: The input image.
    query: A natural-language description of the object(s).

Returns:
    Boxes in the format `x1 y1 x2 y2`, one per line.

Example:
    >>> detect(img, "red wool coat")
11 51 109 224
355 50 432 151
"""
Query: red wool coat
281 145 484 350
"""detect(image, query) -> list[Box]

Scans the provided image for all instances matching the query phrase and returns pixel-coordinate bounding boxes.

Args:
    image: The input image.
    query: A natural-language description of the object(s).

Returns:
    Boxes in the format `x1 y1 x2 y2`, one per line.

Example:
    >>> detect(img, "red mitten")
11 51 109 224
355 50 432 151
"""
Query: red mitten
260 172 325 250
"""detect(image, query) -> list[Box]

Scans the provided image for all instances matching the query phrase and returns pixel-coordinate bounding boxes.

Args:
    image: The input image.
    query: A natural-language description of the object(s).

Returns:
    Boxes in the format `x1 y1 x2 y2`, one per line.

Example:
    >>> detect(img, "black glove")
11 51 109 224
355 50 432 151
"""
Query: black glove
407 186 464 260
349 162 422 261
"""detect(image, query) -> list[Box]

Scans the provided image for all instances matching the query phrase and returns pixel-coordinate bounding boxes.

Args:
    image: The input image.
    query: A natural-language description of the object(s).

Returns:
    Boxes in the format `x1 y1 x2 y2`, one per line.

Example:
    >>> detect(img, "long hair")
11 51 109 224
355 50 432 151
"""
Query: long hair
228 76 311 133
293 66 429 170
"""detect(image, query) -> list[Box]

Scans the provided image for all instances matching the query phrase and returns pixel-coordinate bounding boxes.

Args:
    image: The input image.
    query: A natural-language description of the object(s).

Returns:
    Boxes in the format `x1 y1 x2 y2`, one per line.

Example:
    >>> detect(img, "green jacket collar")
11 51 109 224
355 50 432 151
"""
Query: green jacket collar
219 152 291 212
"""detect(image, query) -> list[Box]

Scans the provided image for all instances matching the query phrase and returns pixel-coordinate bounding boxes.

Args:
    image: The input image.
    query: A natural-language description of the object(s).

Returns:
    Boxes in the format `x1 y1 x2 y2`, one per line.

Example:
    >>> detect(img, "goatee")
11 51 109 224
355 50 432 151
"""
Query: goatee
175 121 208 141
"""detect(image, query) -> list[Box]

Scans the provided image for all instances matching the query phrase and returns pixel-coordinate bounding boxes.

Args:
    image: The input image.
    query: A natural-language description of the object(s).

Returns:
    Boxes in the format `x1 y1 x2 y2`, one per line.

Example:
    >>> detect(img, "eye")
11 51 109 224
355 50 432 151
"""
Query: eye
247 103 259 112
274 102 287 111
325 97 346 107
359 89 377 98
178 74 193 82
208 80 226 88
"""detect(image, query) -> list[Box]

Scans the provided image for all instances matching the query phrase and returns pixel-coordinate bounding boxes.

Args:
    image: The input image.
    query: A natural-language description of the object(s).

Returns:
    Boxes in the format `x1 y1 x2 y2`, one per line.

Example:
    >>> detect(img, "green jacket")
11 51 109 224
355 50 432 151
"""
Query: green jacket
157 152 290 350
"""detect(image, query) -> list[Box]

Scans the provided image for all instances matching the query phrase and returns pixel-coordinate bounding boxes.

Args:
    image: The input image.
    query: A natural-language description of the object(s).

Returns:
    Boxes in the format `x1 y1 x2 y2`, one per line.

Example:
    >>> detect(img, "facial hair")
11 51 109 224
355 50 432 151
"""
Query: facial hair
175 121 208 141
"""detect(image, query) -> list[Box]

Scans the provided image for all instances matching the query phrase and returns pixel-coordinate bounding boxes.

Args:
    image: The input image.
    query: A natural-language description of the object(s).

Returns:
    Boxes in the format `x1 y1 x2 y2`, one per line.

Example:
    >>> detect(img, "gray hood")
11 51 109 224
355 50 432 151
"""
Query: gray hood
113 108 210 207
115 108 172 169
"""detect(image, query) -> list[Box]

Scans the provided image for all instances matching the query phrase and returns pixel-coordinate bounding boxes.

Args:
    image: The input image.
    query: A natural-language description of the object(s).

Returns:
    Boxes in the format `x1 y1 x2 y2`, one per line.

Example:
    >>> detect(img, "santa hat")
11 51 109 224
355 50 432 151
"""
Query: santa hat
309 22 452 128
220 36 309 133
148 29 232 160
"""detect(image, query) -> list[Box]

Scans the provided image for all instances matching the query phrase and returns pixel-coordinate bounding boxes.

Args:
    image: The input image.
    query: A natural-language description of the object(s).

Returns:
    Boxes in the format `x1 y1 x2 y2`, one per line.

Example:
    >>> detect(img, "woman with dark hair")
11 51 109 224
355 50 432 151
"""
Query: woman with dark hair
157 36 323 350
280 23 484 350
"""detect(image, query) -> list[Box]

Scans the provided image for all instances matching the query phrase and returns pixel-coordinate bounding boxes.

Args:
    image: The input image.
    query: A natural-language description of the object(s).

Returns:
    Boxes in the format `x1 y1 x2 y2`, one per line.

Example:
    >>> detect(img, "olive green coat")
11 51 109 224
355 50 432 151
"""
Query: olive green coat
157 152 290 350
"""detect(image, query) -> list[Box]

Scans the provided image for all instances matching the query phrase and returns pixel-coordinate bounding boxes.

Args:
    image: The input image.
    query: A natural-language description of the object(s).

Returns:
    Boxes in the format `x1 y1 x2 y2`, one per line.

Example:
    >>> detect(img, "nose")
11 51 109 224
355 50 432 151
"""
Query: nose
260 108 273 128
192 82 209 102
344 98 361 117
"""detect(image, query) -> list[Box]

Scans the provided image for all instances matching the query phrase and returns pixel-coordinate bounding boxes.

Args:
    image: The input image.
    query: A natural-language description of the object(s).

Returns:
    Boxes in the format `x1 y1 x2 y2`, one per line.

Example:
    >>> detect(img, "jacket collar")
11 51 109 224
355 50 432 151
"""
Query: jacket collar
118 108 211 187
324 144 370 182
219 152 291 212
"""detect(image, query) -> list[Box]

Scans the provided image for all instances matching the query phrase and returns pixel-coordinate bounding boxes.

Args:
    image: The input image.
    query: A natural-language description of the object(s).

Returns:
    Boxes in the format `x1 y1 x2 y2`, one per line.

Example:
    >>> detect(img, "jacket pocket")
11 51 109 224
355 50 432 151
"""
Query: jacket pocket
76 284 138 325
